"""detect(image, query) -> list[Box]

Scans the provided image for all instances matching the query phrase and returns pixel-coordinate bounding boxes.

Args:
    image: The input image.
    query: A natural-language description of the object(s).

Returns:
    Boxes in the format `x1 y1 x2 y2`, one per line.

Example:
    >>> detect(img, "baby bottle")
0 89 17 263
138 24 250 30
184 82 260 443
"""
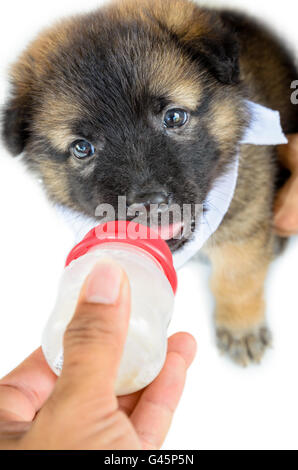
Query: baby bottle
42 221 177 396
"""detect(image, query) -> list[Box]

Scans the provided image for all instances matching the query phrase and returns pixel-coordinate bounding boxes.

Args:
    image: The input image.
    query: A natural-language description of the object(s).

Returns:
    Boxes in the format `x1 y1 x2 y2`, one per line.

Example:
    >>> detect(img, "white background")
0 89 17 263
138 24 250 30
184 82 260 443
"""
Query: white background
1 0 298 450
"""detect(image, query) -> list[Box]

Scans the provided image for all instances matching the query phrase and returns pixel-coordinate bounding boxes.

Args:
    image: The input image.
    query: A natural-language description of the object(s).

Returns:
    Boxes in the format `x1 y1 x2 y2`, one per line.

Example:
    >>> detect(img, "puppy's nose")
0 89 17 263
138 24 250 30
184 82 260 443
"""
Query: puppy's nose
127 190 170 209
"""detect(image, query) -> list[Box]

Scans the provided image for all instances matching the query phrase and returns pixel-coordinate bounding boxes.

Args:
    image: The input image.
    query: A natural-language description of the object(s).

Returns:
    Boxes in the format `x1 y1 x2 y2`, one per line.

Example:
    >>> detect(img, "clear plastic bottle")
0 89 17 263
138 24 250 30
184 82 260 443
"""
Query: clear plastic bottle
42 221 177 396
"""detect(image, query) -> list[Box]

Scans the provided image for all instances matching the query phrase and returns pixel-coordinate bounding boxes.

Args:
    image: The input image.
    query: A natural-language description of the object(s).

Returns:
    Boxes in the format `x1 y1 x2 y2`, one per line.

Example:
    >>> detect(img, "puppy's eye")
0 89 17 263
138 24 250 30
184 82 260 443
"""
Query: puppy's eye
70 140 95 159
163 109 188 128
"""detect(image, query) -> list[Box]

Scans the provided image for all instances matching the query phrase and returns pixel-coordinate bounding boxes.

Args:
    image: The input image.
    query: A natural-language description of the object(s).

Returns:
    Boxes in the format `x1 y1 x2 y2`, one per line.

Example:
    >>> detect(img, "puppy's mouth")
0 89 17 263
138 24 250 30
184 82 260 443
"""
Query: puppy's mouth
148 221 183 240
164 219 197 252
151 221 186 252
124 216 197 253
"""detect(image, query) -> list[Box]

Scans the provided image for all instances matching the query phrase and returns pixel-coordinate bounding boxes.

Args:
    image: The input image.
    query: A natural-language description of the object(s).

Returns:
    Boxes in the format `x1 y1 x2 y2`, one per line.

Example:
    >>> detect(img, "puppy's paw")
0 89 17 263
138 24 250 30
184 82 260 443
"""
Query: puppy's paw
216 326 272 366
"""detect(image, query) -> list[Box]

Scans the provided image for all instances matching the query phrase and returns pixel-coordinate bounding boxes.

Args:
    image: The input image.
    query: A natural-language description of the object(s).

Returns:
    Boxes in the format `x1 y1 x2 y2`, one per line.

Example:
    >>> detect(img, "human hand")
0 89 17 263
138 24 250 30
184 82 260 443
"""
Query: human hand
274 134 298 236
0 261 196 450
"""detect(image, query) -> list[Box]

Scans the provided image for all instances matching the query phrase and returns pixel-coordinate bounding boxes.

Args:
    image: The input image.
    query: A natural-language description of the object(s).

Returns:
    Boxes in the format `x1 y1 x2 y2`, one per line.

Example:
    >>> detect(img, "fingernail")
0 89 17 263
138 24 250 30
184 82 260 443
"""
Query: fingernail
85 259 123 304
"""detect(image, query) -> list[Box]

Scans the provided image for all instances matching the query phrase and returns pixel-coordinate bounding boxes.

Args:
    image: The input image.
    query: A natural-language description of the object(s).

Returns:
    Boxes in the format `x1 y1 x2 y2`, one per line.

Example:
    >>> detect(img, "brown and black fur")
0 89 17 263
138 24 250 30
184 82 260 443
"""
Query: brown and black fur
2 0 298 365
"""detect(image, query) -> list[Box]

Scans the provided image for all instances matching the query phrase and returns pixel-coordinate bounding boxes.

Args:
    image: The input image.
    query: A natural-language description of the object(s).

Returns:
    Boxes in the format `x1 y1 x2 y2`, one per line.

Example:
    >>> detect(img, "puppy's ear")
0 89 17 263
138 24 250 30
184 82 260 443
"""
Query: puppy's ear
2 92 31 156
155 3 240 85
184 27 240 85
178 8 240 85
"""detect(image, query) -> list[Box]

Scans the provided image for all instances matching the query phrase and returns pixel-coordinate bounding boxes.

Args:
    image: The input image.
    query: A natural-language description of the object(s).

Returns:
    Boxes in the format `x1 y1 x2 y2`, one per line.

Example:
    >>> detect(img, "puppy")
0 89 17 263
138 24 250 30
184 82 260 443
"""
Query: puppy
2 0 298 365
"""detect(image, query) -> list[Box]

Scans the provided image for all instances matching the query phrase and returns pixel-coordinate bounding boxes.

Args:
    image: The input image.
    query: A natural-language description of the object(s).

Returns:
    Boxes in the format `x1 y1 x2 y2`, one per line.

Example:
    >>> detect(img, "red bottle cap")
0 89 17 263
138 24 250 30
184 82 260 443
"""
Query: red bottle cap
65 221 177 294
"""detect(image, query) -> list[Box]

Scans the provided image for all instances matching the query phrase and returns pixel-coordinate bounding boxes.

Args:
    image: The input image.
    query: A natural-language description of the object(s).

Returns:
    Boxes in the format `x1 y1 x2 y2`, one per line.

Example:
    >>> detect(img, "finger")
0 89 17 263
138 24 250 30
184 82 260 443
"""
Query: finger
130 333 196 450
57 259 131 400
0 348 56 422
166 332 197 369
274 174 298 235
118 332 196 416
278 134 298 171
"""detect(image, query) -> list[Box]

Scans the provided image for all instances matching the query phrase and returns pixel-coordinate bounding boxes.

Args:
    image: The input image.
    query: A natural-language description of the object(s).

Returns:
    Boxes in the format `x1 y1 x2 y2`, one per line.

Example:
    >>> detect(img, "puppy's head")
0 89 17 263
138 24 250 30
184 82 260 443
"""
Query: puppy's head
2 0 249 250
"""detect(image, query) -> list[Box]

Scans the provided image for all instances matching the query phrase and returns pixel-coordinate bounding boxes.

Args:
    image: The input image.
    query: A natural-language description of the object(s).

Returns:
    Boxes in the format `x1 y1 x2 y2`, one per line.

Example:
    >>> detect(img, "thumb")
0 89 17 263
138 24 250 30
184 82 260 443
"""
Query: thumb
59 259 131 397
